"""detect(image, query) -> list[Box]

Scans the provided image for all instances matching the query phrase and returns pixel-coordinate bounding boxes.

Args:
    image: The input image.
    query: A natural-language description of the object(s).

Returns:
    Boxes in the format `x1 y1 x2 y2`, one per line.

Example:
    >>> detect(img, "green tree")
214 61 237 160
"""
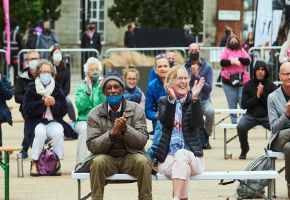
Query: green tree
108 0 203 34
0 0 62 33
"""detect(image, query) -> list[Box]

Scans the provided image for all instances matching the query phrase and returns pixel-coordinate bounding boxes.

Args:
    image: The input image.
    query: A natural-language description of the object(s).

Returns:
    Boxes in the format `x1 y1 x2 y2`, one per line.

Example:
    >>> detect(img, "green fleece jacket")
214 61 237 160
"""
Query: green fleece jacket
75 81 104 121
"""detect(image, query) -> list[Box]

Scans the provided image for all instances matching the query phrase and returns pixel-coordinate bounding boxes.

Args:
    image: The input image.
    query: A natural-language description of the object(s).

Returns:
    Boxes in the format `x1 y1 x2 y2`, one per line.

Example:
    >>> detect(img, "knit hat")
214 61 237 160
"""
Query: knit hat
101 70 125 91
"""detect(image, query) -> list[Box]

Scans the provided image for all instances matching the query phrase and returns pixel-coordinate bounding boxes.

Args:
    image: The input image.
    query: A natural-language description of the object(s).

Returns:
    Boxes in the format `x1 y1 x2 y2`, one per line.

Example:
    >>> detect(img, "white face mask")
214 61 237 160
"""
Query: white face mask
40 73 52 86
52 53 62 62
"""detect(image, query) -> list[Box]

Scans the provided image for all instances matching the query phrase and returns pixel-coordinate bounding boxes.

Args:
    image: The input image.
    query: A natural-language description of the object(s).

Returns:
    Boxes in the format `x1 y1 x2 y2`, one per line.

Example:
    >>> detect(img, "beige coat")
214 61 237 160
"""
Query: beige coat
75 99 148 172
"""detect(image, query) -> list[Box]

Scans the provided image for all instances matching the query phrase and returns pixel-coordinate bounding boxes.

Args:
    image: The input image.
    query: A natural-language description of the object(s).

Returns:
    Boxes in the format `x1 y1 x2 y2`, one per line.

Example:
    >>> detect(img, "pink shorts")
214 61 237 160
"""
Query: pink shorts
158 149 204 199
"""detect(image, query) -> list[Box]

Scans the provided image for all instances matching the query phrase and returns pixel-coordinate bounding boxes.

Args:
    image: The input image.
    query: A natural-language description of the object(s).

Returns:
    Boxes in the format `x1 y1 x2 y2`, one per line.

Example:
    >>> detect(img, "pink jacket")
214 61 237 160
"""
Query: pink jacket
220 48 251 85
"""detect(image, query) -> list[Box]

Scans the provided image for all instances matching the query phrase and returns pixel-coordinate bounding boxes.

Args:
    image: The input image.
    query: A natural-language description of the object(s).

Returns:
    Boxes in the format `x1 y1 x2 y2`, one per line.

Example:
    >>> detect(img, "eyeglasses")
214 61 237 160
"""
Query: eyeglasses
27 57 39 61
280 72 290 77
126 78 137 81
175 76 190 82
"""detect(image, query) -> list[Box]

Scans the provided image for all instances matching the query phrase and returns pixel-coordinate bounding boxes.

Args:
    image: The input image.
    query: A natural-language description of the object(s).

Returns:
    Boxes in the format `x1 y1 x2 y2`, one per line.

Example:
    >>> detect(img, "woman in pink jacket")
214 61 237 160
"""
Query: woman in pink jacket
220 34 251 124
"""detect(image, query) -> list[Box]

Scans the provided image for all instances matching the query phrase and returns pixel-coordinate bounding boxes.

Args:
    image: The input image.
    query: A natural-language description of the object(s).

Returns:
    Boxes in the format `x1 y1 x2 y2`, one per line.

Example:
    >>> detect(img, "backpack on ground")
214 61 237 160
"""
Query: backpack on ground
236 151 272 199
37 144 60 176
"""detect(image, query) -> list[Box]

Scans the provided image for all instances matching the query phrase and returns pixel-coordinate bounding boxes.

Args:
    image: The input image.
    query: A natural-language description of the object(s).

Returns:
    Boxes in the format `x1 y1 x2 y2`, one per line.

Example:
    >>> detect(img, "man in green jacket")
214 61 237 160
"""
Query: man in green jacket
75 57 104 164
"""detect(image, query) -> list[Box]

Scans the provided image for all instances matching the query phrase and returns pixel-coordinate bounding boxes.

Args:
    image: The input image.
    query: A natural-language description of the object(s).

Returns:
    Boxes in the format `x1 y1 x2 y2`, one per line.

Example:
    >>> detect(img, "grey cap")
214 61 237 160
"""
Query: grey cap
101 70 125 91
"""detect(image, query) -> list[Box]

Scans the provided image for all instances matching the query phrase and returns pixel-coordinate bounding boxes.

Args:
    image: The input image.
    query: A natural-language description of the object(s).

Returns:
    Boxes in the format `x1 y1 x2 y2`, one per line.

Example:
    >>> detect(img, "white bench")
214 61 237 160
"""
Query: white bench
214 109 246 139
220 123 268 159
267 150 285 197
71 171 279 200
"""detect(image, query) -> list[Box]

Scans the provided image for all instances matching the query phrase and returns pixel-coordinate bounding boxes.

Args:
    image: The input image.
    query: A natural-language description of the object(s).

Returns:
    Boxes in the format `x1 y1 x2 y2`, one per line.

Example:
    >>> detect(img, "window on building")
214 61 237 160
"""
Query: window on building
79 0 106 43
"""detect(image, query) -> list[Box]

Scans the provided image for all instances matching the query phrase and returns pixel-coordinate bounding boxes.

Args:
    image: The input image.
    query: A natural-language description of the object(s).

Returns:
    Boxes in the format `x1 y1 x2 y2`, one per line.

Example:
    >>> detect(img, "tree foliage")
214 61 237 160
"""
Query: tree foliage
108 0 203 34
0 0 62 33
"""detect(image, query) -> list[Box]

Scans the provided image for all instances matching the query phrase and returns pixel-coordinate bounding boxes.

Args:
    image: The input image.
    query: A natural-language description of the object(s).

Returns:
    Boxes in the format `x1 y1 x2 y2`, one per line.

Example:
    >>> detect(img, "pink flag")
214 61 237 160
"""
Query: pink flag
3 0 10 65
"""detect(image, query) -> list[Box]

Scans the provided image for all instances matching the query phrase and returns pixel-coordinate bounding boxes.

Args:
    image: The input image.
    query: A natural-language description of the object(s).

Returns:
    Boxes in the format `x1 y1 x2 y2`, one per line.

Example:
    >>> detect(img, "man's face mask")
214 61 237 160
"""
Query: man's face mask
190 51 199 62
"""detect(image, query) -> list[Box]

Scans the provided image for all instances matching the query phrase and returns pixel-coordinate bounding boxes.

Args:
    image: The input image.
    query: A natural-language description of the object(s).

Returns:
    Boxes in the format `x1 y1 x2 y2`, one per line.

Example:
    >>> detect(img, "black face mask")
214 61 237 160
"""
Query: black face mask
229 42 240 50
190 52 199 62
43 28 51 35
169 62 174 68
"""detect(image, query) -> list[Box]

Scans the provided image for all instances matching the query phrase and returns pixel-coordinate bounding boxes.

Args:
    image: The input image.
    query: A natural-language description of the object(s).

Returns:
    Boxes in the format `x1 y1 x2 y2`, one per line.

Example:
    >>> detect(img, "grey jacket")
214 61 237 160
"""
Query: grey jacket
267 86 290 148
75 99 148 172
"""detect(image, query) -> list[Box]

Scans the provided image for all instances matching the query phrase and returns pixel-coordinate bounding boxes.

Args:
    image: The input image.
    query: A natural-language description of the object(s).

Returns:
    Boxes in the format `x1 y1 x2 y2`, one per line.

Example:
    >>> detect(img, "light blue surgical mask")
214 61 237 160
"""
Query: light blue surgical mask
28 60 39 70
52 53 62 62
40 73 52 86
106 93 123 106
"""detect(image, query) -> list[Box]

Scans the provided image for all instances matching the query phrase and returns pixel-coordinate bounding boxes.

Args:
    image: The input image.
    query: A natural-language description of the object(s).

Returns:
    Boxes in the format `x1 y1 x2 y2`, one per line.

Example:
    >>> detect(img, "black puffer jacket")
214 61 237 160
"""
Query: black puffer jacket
154 95 204 163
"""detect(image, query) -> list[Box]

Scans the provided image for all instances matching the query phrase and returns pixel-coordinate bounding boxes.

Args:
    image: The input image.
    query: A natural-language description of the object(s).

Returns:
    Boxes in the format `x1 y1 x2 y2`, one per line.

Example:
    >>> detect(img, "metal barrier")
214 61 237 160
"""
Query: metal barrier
0 49 9 77
105 47 187 59
17 48 99 79
248 46 282 82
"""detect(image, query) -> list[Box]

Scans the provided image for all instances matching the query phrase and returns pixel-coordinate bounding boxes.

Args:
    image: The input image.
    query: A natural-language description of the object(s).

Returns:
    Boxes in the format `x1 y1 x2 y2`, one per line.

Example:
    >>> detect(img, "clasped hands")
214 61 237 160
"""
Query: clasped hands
110 113 127 137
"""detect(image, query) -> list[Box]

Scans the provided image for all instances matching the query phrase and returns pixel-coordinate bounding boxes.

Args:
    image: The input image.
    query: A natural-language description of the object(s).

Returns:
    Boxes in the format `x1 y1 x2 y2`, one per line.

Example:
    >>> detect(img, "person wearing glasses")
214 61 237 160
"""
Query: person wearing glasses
155 65 205 200
23 59 67 176
268 62 290 198
123 65 145 109
237 60 276 159
184 43 214 149
14 50 40 159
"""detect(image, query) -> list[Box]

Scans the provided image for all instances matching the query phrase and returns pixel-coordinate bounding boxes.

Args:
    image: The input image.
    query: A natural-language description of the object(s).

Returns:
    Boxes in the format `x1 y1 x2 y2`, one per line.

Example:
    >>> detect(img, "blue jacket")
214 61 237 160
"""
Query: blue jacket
148 67 157 84
145 77 167 122
184 58 213 100
0 75 13 125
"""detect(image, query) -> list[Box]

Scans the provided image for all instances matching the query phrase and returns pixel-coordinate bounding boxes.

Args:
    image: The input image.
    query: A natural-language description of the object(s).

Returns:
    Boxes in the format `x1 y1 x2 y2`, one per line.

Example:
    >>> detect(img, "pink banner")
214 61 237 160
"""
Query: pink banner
3 0 10 65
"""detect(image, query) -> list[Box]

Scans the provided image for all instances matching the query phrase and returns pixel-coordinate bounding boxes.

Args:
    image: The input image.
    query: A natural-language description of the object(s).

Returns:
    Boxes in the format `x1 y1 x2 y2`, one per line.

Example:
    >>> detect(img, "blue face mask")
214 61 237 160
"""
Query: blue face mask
106 93 123 106
40 73 52 86
28 60 39 71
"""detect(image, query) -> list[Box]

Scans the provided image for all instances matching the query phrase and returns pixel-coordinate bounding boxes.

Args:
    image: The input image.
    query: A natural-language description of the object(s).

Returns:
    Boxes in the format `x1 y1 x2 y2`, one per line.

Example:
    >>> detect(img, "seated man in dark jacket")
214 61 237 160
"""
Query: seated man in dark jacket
85 71 152 200
237 60 276 159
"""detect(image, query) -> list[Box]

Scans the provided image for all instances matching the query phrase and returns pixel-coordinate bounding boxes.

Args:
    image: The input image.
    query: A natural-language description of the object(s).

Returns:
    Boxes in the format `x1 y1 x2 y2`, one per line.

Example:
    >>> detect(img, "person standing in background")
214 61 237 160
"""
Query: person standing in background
124 22 136 48
81 21 102 79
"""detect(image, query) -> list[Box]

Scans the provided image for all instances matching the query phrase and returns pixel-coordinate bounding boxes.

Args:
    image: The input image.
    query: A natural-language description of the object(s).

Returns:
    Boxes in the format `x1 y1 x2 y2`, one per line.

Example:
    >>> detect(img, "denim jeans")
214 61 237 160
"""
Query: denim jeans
200 98 214 136
222 83 243 124
147 120 162 162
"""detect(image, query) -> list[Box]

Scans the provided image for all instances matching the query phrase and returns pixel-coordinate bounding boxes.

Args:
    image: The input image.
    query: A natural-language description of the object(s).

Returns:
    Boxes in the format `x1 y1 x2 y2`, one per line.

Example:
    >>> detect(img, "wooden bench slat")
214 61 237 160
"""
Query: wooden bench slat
0 146 22 152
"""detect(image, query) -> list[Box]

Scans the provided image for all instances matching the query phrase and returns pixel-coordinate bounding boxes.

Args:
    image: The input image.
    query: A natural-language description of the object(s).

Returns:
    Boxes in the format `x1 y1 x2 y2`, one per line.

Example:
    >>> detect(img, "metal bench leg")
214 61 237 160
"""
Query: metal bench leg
224 128 227 159
271 158 277 198
268 179 273 200
78 179 81 200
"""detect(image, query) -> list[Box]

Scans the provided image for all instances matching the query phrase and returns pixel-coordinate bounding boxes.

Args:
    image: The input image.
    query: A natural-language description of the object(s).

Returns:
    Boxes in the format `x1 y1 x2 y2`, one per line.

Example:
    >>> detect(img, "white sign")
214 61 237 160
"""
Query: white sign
254 0 282 46
218 10 241 21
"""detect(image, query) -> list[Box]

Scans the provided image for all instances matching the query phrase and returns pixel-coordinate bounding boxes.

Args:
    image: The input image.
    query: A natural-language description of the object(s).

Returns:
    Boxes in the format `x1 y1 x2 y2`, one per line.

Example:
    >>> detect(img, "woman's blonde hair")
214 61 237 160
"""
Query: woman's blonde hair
123 65 140 81
164 65 188 88
34 59 56 78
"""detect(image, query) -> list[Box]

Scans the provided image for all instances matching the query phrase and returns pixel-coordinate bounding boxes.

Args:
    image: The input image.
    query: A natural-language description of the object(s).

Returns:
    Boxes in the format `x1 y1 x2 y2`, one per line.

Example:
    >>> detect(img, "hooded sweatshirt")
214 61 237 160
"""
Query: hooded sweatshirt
241 60 276 118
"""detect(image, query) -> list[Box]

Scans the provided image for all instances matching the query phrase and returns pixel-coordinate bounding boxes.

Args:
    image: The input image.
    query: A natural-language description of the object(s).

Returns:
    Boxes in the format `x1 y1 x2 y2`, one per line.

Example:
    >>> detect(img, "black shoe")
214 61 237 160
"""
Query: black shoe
239 150 249 160
20 150 28 159
203 142 212 150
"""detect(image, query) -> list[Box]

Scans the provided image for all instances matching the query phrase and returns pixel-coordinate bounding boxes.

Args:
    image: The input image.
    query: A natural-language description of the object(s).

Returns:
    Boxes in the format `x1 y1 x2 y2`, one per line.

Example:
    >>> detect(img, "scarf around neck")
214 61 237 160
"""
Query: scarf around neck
35 77 55 121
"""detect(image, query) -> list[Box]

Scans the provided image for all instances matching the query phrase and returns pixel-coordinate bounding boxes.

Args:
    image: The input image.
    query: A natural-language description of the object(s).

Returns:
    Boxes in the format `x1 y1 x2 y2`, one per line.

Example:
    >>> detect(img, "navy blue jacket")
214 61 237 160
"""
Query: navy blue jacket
23 82 70 146
0 75 13 125
184 58 213 100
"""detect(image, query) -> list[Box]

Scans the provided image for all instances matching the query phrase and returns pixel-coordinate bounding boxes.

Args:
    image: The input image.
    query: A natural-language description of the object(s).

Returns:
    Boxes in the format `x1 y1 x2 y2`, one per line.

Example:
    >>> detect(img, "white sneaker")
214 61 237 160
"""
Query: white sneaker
172 197 180 200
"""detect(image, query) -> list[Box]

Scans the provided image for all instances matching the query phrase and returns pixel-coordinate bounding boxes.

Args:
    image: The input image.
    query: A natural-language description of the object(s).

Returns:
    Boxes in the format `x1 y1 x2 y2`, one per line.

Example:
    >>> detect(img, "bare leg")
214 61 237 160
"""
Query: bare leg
173 179 186 198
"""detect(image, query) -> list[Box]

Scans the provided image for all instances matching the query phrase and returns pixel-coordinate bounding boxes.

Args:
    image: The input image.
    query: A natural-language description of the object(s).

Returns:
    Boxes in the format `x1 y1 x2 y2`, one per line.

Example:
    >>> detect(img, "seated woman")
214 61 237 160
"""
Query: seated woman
74 57 104 165
123 65 145 109
50 48 78 140
154 65 205 200
0 73 13 160
23 59 68 176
